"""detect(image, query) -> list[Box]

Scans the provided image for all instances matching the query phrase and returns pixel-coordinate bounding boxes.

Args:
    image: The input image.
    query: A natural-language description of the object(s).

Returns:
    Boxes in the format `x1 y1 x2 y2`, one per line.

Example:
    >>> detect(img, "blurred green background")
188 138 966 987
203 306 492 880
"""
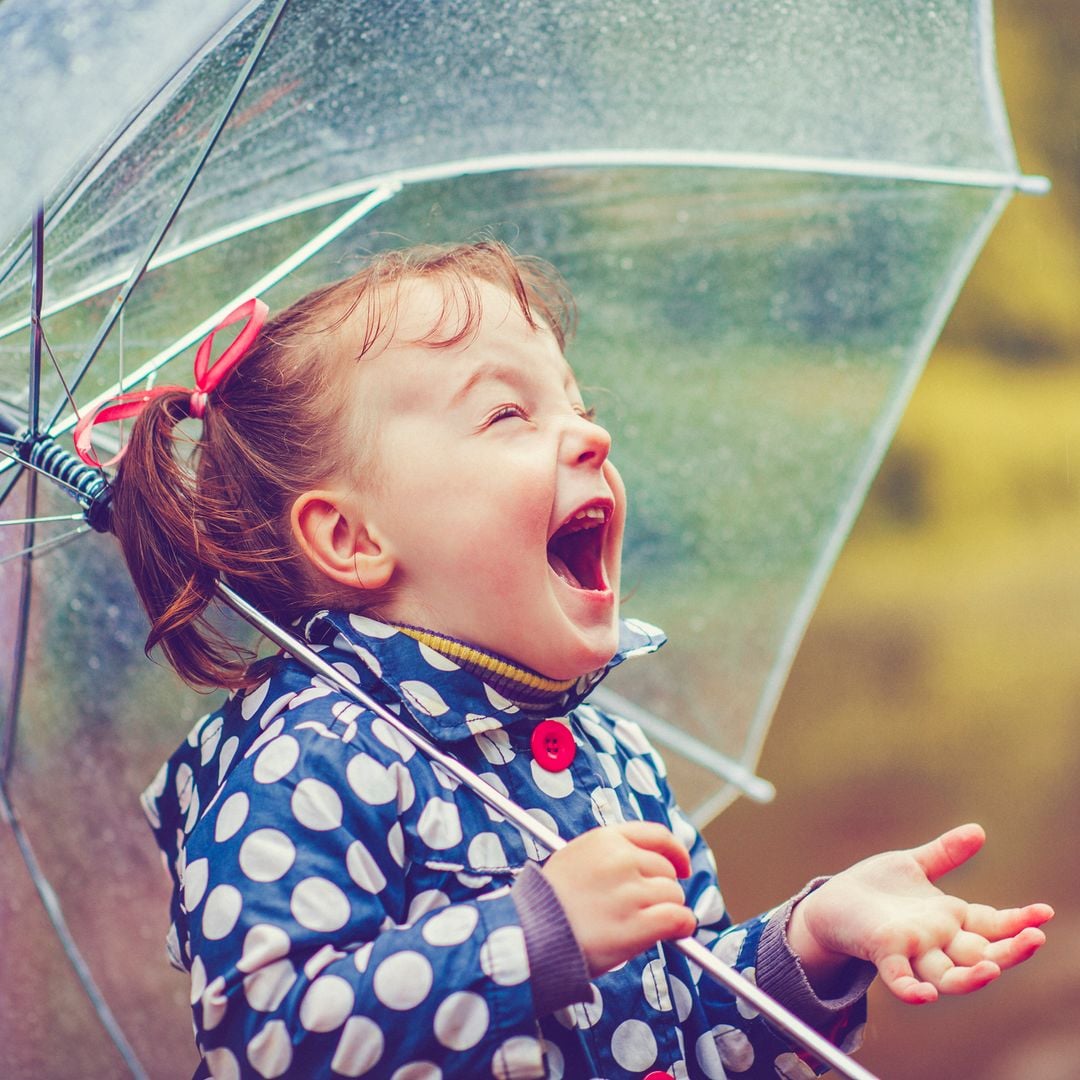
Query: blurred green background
705 2 1080 1076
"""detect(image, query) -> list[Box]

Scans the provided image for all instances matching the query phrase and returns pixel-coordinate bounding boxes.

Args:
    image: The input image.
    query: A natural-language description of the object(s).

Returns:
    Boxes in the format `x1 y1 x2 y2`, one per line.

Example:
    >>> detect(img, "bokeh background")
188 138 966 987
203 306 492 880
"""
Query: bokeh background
0 2 1075 1078
705 1 1080 1076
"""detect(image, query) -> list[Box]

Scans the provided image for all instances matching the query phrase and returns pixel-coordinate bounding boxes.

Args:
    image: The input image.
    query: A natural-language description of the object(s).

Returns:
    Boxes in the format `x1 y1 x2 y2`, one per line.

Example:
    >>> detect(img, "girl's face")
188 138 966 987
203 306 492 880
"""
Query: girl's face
346 278 625 680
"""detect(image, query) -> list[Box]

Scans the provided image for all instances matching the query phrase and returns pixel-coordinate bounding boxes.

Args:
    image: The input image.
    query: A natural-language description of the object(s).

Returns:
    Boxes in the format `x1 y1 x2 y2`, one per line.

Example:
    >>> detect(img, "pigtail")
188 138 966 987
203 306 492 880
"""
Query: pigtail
111 391 262 689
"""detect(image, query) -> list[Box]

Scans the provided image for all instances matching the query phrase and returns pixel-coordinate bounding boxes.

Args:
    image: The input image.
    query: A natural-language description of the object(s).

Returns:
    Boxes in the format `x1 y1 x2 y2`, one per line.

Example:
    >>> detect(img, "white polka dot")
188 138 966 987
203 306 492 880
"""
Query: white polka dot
597 753 623 787
476 772 509 822
492 1035 543 1079
390 761 416 812
202 975 228 1031
422 904 479 946
348 614 397 638
641 957 673 1012
670 974 693 1022
774 1052 818 1079
467 831 508 870
476 729 515 766
613 718 651 755
200 715 224 765
203 884 243 940
713 927 747 966
247 716 286 759
430 763 461 791
716 1024 755 1070
387 821 405 866
252 735 299 784
483 684 516 711
479 925 529 986
407 889 450 925
239 829 296 882
184 784 201 834
304 944 346 980
215 792 249 842
370 716 415 760
372 951 433 1010
571 984 603 1028
346 753 397 804
390 1064 441 1080
400 680 449 717
735 966 760 1019
300 974 355 1032
237 924 292 973
204 1046 240 1080
625 757 661 798
331 1015 384 1076
417 642 459 671
344 641 382 677
670 808 698 851
590 786 624 825
346 840 387 893
291 878 350 932
434 991 489 1050
291 777 343 831
183 858 210 911
349 941 374 974
694 885 727 927
578 710 617 753
541 1038 565 1080
416 798 462 850
247 1018 292 1077
611 1017 658 1071
189 955 207 1006
243 959 296 1012
218 736 239 784
530 759 574 798
241 678 271 720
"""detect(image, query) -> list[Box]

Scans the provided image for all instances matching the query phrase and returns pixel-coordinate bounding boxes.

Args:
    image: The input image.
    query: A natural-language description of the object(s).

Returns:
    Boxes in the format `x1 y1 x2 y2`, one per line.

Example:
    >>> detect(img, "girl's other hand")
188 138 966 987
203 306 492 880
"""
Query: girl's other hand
788 823 1054 1004
542 822 697 976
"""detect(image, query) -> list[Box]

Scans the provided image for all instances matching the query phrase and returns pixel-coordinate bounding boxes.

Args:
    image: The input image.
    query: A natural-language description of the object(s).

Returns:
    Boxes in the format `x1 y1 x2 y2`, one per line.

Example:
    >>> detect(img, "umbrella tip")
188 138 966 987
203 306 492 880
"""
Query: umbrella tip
1017 173 1051 196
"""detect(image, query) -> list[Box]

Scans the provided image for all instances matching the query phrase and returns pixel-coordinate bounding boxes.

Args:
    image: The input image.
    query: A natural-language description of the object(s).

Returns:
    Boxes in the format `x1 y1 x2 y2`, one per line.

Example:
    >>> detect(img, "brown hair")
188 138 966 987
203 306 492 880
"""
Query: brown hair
110 241 576 690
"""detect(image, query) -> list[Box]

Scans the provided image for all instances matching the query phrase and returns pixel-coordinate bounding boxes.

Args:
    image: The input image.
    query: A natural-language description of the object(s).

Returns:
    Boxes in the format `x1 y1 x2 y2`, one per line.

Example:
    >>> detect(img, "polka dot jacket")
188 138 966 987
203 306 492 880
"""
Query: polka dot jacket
141 611 869 1079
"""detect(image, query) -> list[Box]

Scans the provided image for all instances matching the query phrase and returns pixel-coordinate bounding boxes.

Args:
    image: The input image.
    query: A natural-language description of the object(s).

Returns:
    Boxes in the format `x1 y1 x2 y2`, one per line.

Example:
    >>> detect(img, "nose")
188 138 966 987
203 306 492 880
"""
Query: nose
566 412 611 468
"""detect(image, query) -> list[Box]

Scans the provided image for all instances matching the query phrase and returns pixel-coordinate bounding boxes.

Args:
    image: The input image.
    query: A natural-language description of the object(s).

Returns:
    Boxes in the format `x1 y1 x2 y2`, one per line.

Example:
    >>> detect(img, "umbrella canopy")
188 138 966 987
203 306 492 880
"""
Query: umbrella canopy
0 0 1043 1074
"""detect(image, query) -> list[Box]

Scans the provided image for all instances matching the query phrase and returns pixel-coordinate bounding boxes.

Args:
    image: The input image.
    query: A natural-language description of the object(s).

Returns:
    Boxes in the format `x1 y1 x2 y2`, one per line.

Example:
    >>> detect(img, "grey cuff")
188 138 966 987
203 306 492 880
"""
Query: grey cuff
756 877 877 1032
510 862 592 1016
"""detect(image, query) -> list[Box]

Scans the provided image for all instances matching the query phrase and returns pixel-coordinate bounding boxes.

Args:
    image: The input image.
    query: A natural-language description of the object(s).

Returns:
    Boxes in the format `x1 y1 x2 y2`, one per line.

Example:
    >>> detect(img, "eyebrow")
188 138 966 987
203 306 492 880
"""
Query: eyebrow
449 360 577 407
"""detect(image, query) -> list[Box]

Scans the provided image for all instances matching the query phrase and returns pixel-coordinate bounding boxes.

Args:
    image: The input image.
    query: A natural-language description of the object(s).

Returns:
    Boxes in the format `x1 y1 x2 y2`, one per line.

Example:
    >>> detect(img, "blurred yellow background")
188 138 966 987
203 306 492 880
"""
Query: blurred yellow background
705 2 1080 1076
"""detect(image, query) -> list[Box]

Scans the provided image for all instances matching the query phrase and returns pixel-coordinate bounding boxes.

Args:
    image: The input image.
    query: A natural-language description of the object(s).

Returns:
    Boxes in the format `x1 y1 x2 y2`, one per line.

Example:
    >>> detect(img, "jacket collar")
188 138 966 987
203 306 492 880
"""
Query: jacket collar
301 609 665 742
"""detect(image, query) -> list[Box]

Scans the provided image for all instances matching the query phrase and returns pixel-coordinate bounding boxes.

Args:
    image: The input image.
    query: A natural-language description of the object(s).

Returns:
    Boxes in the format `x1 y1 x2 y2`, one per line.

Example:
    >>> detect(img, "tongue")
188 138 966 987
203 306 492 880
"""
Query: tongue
548 551 582 588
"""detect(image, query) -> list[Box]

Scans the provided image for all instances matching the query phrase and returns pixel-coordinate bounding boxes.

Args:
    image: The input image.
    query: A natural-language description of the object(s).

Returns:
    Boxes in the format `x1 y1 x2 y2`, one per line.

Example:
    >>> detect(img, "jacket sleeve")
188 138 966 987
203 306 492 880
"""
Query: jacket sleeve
180 718 549 1080
599 707 871 1078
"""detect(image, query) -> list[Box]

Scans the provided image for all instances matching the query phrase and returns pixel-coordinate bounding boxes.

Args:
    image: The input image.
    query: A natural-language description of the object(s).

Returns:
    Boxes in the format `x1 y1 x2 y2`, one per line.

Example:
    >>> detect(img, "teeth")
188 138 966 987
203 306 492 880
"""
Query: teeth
573 507 606 523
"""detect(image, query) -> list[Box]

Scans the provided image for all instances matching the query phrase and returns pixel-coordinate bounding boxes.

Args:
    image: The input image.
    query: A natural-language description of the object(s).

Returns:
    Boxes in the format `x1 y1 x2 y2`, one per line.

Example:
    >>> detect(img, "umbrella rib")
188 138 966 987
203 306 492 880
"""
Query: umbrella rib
0 149 1049 347
42 0 294 434
0 781 149 1078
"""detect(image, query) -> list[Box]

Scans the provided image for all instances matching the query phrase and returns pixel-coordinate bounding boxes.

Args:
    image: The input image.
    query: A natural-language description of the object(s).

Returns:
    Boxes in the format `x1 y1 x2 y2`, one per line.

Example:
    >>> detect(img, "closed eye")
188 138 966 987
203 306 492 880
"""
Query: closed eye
577 405 598 422
484 403 529 426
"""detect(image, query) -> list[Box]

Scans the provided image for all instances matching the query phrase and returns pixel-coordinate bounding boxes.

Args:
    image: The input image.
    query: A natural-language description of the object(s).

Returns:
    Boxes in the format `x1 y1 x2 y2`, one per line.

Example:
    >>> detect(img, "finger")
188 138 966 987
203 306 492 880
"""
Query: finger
909 823 985 884
617 821 692 877
637 901 698 944
963 902 1055 940
877 953 938 1005
935 961 1000 996
912 947 954 986
982 926 1048 972
635 848 682 882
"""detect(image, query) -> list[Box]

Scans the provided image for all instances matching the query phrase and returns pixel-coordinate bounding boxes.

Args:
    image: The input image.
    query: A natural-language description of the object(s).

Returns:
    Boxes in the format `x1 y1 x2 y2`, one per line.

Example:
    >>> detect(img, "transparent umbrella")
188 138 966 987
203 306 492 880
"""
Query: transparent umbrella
0 0 1045 1075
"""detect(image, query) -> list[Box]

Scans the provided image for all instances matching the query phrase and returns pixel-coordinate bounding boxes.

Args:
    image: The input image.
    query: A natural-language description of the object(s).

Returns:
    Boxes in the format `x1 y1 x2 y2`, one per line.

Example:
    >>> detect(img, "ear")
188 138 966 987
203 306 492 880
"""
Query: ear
291 488 396 592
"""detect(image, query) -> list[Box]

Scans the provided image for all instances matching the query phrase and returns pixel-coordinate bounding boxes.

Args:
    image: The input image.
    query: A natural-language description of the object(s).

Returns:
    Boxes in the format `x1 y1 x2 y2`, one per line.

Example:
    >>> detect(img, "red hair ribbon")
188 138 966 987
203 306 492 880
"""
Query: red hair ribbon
73 297 268 468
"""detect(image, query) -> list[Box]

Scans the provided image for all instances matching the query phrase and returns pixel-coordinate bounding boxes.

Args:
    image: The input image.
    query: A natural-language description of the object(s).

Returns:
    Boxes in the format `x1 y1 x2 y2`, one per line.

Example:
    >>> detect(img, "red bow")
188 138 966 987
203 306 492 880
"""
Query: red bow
73 298 268 468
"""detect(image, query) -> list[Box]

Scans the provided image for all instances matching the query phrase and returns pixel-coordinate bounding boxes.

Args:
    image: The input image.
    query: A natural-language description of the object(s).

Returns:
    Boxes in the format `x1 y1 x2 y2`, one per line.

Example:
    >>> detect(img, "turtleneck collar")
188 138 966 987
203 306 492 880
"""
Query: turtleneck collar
301 609 666 742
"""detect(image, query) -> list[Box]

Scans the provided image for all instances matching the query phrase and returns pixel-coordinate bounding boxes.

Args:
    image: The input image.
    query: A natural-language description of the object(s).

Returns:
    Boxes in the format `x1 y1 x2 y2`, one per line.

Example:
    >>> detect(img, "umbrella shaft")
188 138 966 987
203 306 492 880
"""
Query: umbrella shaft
215 583 879 1080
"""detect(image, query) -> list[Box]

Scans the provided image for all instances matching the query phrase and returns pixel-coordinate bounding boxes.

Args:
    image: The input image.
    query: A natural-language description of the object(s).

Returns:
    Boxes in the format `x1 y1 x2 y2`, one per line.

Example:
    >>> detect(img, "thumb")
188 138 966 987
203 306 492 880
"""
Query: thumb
910 822 986 884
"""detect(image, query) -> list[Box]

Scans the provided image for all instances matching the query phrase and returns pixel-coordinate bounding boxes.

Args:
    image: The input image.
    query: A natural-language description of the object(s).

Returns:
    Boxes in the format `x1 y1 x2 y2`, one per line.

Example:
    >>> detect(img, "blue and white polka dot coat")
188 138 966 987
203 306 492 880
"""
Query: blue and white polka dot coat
142 611 865 1079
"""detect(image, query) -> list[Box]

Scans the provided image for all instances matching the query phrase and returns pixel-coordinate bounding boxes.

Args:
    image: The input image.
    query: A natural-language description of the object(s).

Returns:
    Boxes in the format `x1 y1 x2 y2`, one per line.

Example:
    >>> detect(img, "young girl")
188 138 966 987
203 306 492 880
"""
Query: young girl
93 242 1052 1079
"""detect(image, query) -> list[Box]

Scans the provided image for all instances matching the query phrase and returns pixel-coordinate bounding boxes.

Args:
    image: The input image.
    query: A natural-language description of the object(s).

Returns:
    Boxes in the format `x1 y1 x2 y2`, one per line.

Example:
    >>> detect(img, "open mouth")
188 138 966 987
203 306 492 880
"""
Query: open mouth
547 504 609 591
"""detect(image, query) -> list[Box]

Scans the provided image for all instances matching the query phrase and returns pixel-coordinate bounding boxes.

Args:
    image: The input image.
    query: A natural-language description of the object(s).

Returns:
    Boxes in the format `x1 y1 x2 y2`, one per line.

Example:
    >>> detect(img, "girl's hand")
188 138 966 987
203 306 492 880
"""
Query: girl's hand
542 822 697 976
787 823 1054 1004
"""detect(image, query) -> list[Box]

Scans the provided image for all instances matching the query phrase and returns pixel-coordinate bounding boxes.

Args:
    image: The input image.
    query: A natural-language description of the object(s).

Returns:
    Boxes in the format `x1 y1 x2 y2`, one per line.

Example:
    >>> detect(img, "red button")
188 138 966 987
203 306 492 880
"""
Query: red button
530 719 576 771
644 1072 674 1080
